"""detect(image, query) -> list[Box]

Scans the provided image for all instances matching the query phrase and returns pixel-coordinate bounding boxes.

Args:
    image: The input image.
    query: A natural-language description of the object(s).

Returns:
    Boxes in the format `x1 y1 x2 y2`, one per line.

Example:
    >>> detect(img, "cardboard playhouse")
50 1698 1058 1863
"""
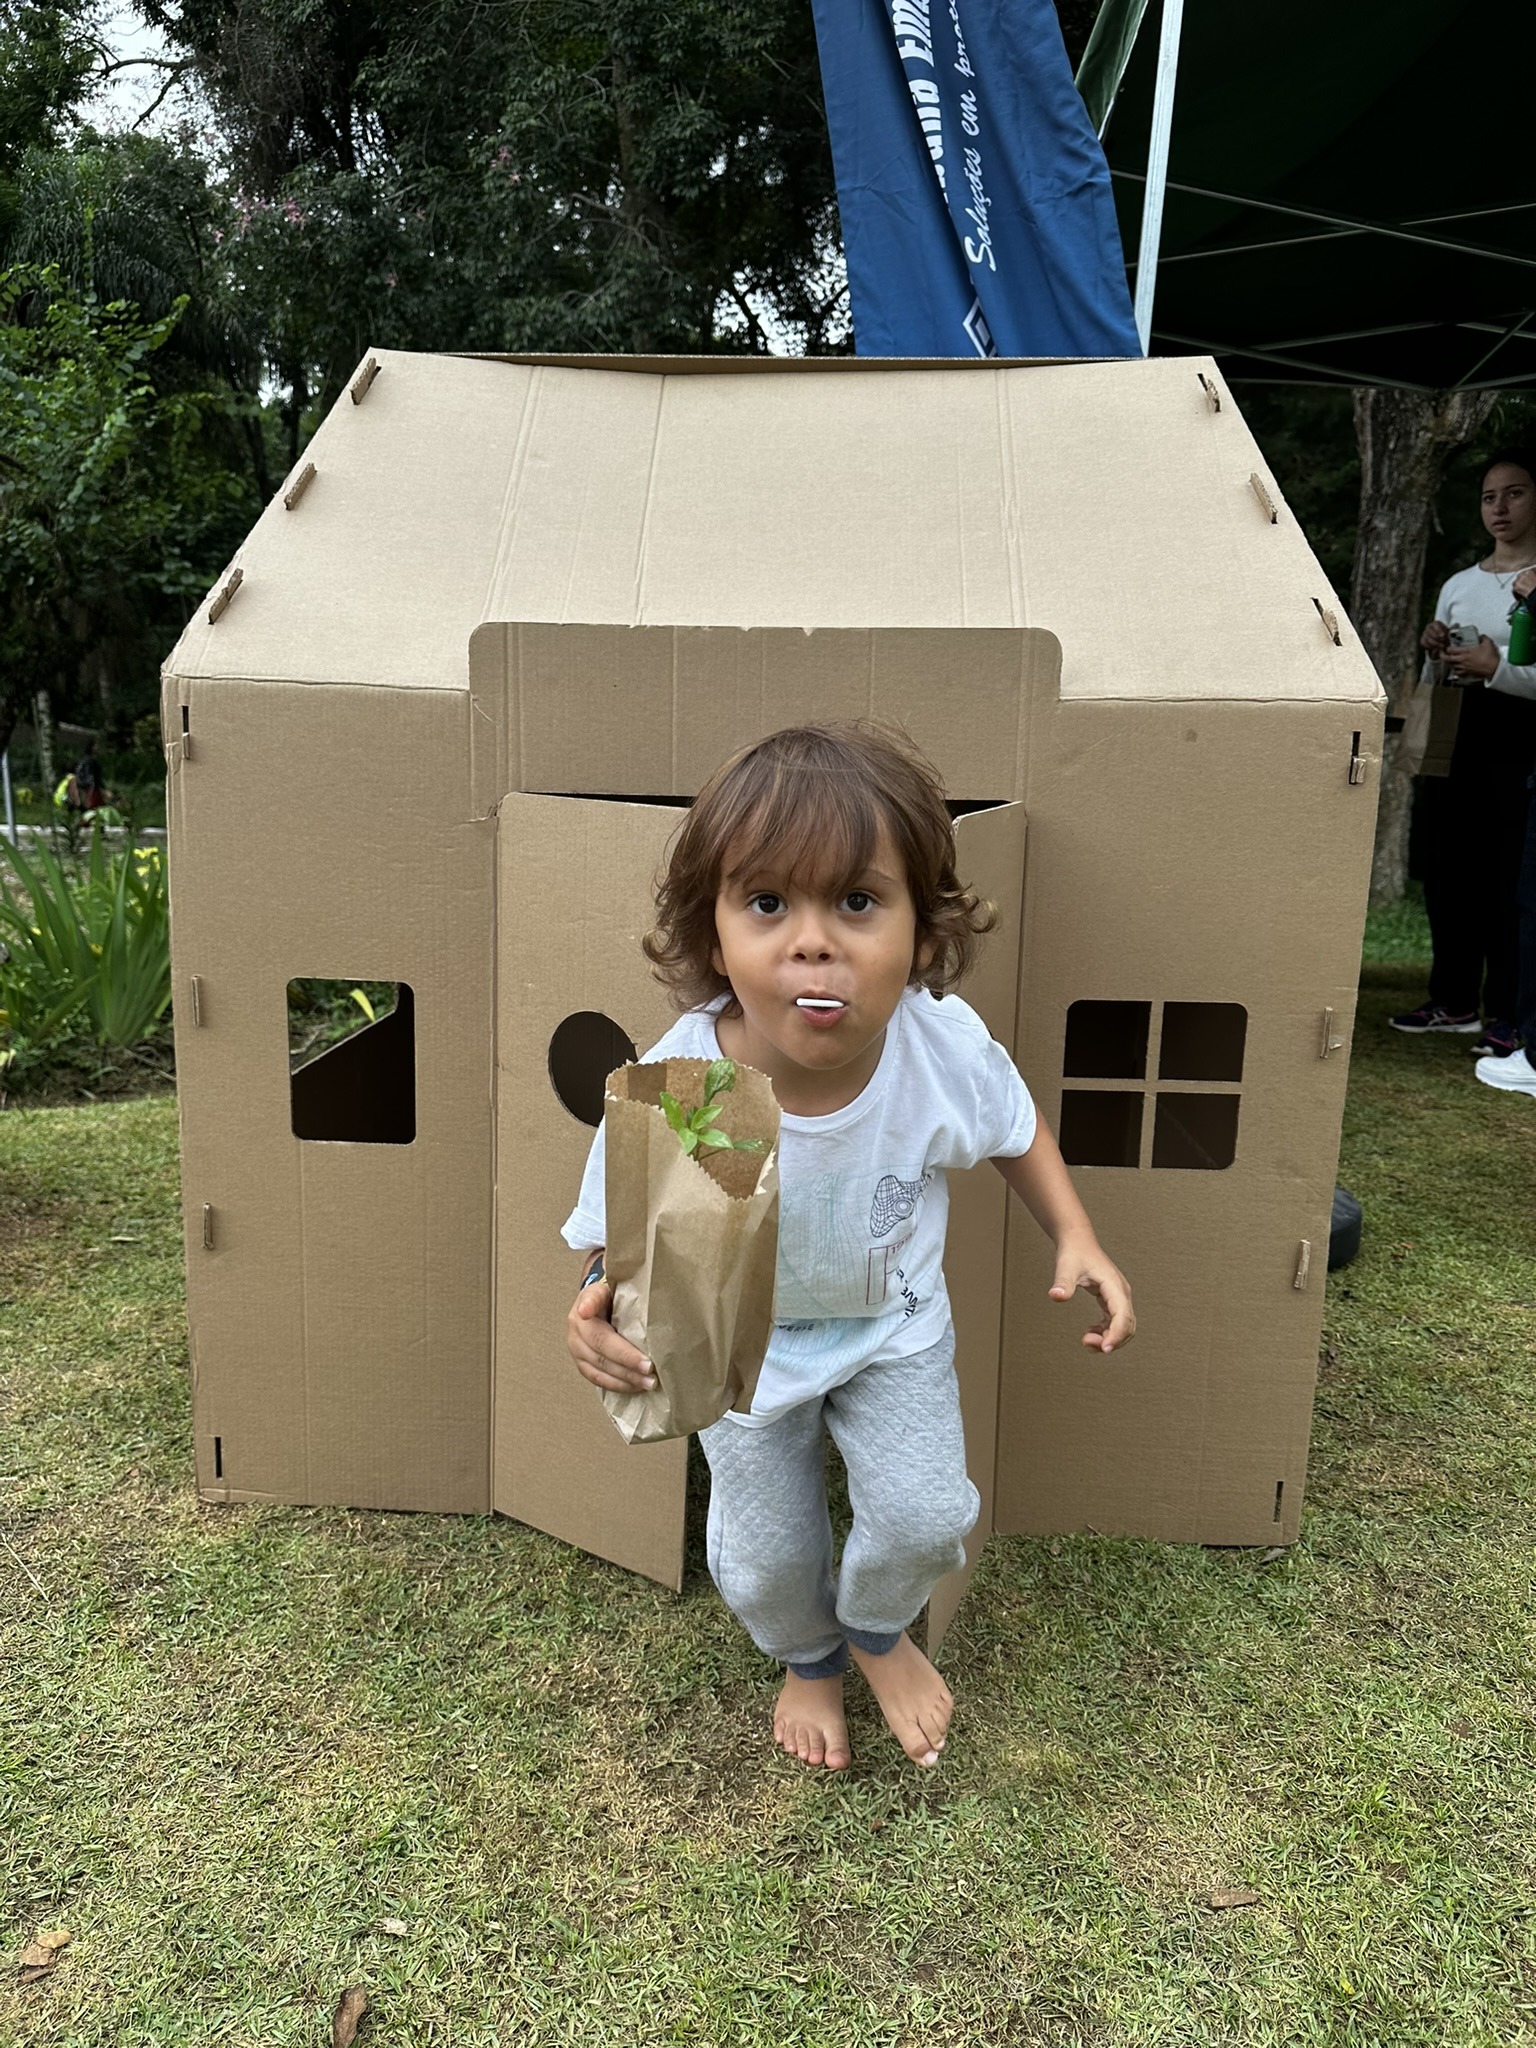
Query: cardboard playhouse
162 350 1384 1649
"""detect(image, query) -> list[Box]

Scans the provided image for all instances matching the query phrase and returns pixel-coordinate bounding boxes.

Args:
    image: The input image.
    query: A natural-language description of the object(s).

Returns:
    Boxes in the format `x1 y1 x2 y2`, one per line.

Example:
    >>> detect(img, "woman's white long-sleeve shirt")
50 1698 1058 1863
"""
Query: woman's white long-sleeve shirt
1431 560 1536 702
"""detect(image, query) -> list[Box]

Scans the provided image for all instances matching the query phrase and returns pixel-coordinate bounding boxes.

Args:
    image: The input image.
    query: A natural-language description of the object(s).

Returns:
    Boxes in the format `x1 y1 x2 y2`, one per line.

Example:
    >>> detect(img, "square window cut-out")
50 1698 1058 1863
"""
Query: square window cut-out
1158 1002 1247 1082
1063 1000 1151 1079
1059 1089 1143 1168
1152 1093 1239 1170
288 979 415 1144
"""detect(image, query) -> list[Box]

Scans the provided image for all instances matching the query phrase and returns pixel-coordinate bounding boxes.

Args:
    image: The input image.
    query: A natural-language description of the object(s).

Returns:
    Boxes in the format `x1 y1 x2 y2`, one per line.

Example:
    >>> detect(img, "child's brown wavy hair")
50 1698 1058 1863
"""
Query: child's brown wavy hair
643 722 996 1015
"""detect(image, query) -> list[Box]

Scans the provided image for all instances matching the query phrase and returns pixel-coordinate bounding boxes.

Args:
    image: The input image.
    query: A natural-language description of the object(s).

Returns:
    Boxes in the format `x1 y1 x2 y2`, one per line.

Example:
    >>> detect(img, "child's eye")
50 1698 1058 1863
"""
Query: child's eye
748 892 784 916
843 890 876 914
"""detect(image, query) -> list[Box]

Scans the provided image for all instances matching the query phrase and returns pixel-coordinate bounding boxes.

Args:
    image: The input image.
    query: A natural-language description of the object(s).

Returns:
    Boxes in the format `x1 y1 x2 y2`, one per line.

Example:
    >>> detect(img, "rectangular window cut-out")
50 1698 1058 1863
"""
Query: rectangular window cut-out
1063 1000 1151 1080
287 978 415 1144
1058 1089 1143 1168
1151 1092 1240 1170
1158 1001 1247 1082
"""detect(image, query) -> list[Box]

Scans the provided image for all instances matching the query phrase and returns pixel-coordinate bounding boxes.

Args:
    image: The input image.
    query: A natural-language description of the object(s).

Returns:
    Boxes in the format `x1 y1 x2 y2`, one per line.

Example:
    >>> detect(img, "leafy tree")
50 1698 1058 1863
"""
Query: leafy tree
142 0 847 416
0 265 250 754
0 3 99 201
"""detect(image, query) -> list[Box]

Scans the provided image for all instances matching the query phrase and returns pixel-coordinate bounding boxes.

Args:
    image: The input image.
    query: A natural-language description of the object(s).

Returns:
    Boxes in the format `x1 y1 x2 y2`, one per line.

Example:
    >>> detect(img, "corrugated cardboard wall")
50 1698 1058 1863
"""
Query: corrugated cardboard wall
999 698 1380 1542
166 677 495 1511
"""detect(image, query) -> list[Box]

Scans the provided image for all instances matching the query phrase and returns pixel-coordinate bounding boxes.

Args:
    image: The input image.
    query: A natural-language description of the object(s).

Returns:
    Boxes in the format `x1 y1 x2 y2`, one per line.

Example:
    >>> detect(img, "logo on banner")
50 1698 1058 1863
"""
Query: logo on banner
962 298 994 357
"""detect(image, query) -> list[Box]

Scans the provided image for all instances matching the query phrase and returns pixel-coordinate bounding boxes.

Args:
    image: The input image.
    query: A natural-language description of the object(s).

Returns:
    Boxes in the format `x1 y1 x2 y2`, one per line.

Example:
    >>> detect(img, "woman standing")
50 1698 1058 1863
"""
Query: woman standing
1391 450 1536 1054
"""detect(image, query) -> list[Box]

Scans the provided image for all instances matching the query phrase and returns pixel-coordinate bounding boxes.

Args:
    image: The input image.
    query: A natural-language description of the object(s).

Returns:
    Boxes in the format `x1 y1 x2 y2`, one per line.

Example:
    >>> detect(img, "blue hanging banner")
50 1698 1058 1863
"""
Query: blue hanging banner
811 0 1140 358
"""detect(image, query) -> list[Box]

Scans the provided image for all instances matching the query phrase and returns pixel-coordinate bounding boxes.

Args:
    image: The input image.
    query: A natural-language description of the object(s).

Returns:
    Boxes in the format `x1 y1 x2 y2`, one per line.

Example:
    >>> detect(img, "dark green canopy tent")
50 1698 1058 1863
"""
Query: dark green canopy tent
1078 0 1535 388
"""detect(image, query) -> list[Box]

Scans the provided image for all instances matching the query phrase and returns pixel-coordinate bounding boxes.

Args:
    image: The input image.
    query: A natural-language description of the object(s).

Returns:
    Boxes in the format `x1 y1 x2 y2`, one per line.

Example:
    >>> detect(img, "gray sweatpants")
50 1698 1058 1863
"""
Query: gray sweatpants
697 1327 980 1679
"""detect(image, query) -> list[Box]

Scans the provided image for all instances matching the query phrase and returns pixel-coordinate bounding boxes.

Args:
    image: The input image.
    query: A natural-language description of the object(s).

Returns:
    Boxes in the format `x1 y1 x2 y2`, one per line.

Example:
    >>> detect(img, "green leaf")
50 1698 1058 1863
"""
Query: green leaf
658 1090 687 1136
679 1126 699 1155
695 1126 734 1149
693 1103 723 1130
731 1137 767 1153
703 1057 737 1105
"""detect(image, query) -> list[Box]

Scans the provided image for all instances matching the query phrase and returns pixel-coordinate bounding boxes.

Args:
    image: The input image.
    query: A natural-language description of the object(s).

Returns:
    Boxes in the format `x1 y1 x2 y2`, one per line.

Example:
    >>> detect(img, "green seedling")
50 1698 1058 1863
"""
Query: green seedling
659 1058 768 1159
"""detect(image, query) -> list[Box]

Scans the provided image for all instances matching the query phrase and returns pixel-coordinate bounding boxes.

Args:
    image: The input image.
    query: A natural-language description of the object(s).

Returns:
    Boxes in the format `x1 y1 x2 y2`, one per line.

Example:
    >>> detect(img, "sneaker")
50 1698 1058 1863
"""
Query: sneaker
1475 1047 1536 1095
1471 1020 1521 1057
1388 1002 1481 1033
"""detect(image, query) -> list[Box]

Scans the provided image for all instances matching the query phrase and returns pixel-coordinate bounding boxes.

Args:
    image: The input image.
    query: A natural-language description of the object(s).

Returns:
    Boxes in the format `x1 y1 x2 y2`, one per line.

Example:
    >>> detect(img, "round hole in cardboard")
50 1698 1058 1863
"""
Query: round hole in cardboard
548 1011 638 1127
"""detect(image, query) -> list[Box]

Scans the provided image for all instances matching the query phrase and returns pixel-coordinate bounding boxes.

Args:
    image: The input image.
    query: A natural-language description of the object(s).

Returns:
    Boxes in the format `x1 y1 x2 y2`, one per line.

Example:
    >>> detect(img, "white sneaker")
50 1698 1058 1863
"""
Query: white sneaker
1474 1047 1536 1094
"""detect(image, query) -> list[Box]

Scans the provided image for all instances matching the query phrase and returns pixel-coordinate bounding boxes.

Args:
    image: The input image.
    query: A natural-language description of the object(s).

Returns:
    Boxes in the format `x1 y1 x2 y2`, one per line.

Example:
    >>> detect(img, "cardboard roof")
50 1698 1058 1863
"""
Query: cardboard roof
166 350 1382 710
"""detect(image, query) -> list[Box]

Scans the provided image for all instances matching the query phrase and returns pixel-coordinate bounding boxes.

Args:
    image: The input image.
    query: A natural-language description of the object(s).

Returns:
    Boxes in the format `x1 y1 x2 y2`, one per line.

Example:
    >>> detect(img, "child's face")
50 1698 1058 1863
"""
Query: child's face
710 823 933 1090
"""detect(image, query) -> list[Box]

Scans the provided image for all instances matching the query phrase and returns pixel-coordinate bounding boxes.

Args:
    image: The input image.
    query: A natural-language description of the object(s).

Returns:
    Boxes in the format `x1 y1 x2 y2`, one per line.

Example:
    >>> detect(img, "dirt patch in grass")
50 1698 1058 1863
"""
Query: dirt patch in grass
1 1024 176 1111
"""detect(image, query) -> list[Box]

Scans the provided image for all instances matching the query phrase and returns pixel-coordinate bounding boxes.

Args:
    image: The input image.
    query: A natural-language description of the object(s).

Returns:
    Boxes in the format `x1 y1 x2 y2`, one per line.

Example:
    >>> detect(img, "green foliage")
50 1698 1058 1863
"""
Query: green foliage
0 829 170 1067
0 261 251 747
0 3 98 182
145 0 846 380
658 1057 767 1158
286 976 401 1069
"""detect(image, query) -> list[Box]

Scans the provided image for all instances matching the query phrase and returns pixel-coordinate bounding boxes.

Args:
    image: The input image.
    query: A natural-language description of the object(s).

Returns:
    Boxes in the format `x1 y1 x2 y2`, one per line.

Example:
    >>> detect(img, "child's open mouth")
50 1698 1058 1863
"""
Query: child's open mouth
795 996 848 1029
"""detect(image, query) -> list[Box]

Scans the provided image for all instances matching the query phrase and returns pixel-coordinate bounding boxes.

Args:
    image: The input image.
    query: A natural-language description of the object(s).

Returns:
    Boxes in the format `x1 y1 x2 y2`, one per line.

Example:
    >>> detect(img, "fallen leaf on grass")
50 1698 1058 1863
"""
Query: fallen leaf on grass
1207 1888 1260 1910
332 1984 369 2047
1260 1546 1287 1563
17 1927 70 1982
377 1918 408 1937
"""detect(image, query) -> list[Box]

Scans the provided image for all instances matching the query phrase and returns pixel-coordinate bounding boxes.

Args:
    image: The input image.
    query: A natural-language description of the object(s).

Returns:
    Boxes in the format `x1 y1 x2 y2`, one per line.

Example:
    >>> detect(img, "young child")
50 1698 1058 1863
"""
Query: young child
564 724 1135 1774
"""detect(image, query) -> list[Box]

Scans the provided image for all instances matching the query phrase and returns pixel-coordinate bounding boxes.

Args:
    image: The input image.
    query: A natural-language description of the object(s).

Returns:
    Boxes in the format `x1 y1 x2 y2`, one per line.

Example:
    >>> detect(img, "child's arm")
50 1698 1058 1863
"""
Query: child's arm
991 1126 1136 1355
566 1250 659 1394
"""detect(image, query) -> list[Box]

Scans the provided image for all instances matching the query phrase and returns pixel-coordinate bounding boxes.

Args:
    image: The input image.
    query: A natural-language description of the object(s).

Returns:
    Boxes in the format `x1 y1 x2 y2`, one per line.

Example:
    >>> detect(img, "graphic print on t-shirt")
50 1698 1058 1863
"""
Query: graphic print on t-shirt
773 1166 934 1321
869 1172 929 1237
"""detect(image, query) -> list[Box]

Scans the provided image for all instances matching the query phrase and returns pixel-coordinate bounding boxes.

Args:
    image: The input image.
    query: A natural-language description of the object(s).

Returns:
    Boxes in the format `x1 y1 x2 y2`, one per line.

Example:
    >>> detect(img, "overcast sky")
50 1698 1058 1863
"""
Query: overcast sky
90 4 196 133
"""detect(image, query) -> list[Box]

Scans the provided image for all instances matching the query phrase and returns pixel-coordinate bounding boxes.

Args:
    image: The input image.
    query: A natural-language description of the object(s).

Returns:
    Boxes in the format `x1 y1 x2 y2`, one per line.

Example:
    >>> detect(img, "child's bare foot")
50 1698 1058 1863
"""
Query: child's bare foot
773 1671 851 1770
848 1633 953 1767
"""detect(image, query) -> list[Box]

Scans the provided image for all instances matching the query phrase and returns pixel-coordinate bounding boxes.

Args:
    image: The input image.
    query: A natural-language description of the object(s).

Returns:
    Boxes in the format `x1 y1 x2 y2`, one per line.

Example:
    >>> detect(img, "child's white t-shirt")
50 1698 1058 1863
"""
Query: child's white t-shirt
560 987 1037 1427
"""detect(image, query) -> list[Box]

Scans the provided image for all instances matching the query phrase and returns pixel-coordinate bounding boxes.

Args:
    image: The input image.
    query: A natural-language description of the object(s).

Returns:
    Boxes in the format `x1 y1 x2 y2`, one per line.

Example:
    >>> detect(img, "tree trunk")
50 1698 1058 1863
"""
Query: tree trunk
1351 387 1496 905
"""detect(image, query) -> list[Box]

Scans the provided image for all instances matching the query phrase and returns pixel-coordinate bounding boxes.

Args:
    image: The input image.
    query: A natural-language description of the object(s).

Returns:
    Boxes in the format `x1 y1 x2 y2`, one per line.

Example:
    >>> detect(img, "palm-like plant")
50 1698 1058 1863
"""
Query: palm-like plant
0 829 171 1061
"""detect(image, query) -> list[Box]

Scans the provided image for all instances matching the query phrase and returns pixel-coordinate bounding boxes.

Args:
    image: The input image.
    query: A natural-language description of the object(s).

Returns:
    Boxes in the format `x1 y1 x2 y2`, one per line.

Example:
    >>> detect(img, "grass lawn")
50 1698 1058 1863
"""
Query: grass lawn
3 894 1534 2046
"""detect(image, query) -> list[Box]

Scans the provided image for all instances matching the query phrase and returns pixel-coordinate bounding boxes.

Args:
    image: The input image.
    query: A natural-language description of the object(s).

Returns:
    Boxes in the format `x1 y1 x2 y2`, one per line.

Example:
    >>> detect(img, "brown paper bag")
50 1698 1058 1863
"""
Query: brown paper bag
600 1057 780 1444
1397 661 1461 779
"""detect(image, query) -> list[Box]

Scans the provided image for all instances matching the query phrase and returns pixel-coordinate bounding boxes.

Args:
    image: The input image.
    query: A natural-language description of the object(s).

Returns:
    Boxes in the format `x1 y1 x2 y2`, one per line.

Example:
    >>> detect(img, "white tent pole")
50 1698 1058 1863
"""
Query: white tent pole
1132 0 1185 356
1 749 14 845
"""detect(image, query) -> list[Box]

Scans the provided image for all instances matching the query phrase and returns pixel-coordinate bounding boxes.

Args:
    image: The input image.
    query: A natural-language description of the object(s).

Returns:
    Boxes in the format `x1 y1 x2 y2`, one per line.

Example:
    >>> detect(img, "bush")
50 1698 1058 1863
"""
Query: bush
0 828 170 1074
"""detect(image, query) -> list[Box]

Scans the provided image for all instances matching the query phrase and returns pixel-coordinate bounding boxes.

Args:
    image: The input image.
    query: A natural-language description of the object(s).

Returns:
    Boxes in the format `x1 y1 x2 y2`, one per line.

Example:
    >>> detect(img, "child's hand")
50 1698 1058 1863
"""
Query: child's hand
568 1268 658 1395
1048 1237 1136 1355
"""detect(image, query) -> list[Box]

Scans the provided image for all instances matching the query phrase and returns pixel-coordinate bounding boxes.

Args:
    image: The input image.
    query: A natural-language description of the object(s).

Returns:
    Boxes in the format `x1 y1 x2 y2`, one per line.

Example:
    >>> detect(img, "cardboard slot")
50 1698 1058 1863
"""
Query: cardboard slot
1274 1480 1284 1522
1157 1001 1247 1082
1059 1089 1143 1168
289 982 416 1144
1063 999 1151 1079
213 1435 223 1480
1151 1093 1240 1170
548 1011 640 1128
